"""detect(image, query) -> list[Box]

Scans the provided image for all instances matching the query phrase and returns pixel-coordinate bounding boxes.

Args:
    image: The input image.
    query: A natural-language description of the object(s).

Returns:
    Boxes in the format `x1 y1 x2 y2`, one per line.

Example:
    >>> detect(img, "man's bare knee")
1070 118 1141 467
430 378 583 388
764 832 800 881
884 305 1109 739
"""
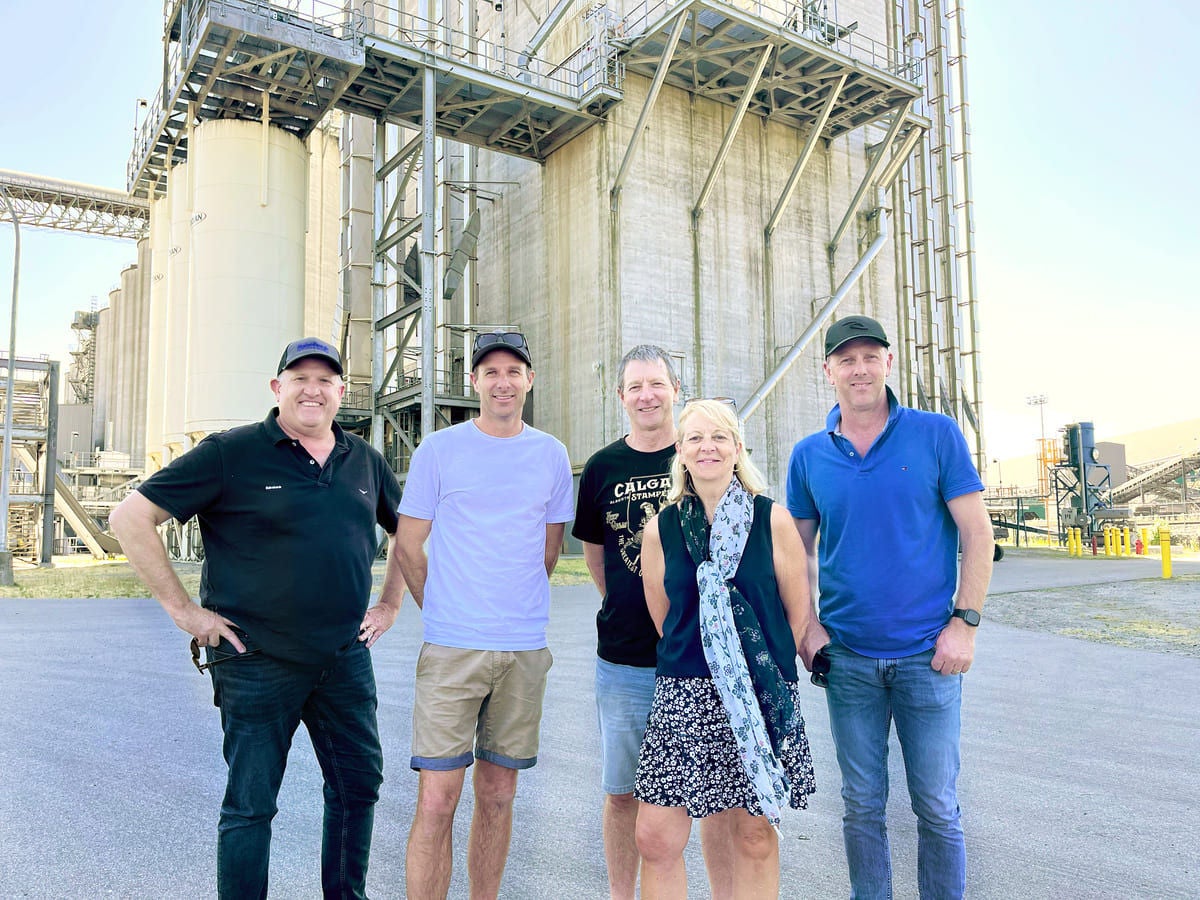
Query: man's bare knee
606 791 638 815
473 761 518 808
415 769 466 823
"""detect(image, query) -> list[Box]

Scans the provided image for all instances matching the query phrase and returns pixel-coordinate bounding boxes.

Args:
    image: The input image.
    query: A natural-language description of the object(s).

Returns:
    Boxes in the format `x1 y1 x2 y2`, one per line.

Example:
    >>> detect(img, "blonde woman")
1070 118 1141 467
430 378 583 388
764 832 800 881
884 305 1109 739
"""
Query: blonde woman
635 399 817 899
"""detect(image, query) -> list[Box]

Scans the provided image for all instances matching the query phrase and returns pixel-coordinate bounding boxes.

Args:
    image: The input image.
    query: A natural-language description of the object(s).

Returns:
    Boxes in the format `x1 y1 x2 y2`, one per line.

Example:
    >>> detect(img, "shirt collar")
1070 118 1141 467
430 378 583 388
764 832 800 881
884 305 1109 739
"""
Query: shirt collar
826 386 901 436
264 408 347 448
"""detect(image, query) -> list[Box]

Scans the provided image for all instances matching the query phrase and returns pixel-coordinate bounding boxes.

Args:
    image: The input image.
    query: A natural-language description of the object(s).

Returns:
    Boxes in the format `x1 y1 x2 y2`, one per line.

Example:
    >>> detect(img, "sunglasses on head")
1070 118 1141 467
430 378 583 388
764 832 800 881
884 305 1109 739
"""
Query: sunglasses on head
473 331 528 354
684 396 739 414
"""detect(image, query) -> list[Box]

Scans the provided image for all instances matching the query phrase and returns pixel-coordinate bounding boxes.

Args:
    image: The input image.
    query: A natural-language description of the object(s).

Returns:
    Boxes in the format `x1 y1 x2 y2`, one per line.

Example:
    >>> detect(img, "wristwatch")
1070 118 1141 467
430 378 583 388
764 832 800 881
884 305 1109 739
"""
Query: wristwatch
951 608 981 627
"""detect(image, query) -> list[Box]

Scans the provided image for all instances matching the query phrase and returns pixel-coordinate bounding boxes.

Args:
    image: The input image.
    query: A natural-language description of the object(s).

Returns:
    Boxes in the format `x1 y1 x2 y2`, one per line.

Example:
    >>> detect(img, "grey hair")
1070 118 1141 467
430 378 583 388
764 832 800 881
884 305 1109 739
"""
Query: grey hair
616 344 680 394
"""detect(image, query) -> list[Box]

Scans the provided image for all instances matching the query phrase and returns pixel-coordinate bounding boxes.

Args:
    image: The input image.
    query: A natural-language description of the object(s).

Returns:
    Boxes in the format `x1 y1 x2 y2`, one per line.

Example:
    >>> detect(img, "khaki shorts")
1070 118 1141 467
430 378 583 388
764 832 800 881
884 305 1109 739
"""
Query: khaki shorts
410 643 553 771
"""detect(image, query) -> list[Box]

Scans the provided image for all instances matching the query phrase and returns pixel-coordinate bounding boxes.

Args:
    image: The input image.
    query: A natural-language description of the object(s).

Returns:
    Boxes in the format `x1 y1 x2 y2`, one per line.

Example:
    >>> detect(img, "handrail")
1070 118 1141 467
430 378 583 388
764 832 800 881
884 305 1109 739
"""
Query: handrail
621 0 921 82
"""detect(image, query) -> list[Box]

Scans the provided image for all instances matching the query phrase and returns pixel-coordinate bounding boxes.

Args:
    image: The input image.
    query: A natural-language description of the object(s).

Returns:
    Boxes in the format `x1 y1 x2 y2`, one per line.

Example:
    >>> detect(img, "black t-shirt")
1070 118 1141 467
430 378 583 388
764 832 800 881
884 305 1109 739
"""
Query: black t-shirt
138 410 402 665
572 438 674 667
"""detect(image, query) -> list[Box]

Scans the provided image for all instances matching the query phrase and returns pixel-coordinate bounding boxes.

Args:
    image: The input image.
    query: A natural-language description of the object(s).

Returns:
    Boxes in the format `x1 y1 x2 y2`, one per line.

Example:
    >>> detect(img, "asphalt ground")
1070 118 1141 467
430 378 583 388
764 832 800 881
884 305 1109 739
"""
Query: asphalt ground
2 550 1198 898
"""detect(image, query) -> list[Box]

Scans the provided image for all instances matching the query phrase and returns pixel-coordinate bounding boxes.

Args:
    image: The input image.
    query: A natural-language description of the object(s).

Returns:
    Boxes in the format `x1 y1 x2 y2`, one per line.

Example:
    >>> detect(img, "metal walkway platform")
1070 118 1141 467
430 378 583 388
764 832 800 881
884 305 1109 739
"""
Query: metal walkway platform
128 0 624 198
619 0 922 138
128 0 922 199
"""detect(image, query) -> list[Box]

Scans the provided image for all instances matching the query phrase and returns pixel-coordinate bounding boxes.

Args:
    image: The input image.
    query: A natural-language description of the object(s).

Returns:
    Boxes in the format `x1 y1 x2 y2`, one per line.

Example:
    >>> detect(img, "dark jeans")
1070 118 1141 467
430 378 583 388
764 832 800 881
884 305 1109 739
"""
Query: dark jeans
209 638 383 899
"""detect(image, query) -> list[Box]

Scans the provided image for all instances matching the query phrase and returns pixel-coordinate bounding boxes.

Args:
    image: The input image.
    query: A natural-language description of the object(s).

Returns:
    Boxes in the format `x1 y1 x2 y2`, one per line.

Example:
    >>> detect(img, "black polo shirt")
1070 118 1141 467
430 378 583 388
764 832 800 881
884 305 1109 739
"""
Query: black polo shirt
138 410 402 665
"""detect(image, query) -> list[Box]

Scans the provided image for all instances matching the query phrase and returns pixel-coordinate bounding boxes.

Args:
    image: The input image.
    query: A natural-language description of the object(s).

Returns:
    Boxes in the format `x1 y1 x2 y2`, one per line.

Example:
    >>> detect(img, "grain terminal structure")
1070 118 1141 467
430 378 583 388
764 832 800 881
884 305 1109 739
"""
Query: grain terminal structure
6 0 983 557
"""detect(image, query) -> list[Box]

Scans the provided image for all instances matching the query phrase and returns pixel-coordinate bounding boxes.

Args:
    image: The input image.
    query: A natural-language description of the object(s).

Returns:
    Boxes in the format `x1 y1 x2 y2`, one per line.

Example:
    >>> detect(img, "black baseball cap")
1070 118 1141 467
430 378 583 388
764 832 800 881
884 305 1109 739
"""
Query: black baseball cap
471 330 533 369
824 315 890 357
277 337 344 375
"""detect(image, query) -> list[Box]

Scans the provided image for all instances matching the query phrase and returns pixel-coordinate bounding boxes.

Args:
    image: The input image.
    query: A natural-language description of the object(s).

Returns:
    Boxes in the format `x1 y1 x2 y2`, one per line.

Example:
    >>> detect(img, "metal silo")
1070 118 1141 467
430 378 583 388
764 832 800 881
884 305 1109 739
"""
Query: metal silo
186 119 307 437
144 196 169 471
163 162 190 461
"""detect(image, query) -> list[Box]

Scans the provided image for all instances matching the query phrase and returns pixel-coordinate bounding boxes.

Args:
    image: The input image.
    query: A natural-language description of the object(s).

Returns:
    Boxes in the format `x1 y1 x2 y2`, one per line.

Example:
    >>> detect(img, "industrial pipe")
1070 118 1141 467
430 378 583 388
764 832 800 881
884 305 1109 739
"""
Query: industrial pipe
740 193 890 423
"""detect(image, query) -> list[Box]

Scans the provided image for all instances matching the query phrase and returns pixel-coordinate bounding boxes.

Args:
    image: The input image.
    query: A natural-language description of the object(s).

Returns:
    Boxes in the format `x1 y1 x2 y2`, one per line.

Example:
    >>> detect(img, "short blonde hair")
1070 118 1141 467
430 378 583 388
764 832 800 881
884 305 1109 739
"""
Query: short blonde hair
667 399 767 504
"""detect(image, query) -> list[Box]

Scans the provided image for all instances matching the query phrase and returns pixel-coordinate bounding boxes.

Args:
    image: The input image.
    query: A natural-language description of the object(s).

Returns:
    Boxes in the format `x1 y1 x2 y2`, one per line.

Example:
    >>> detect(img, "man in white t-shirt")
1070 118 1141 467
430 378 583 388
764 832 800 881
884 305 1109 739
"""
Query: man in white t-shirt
395 330 574 900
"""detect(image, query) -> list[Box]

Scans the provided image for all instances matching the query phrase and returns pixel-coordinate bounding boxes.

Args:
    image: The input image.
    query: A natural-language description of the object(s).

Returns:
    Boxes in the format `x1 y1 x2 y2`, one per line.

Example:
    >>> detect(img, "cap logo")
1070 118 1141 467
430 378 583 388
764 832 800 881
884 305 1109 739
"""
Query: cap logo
293 339 333 353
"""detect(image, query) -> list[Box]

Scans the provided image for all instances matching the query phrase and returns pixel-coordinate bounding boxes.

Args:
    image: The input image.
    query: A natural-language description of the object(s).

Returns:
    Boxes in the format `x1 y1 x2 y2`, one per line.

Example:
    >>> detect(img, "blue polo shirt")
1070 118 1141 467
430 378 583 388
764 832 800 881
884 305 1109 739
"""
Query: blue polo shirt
785 389 983 658
138 410 402 665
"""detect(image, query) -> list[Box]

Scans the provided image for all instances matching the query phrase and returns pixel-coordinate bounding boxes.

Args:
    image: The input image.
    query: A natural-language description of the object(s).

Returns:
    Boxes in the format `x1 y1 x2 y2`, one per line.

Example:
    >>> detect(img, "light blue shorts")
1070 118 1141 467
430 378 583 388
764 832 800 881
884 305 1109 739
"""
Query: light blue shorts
595 657 656 795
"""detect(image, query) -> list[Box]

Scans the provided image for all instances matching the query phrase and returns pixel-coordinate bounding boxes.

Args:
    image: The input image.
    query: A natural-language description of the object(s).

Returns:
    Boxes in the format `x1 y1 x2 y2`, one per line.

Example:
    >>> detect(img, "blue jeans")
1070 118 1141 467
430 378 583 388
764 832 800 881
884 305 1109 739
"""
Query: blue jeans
823 643 964 900
594 658 656 795
209 638 383 900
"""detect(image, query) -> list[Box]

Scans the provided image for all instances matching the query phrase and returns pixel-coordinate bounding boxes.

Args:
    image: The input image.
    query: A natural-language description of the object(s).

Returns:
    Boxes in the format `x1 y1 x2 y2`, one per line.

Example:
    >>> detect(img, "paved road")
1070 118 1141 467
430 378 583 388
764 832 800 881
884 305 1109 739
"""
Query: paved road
2 551 1197 898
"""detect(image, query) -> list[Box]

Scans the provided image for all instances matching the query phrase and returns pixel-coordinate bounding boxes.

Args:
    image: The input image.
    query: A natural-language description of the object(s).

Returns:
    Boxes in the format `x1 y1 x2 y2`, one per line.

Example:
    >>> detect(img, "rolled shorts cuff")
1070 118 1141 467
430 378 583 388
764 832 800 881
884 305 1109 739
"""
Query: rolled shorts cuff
410 751 474 772
476 748 538 770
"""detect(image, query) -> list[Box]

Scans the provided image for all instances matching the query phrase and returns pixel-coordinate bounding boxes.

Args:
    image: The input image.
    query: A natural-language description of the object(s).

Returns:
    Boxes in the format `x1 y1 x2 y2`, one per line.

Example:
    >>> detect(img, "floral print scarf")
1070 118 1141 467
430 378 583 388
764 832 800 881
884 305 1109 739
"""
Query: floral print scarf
680 479 798 830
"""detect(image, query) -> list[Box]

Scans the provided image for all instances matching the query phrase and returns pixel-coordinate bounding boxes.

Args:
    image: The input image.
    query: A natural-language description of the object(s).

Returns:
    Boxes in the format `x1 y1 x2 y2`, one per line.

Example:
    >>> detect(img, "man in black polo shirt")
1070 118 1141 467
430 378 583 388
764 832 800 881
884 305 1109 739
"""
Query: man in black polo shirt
110 337 406 900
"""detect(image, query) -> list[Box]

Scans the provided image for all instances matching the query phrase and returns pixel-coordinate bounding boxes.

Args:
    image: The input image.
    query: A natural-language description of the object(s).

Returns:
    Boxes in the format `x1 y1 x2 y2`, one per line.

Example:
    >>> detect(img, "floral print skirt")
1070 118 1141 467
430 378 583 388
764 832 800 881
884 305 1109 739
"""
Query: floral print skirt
634 676 817 818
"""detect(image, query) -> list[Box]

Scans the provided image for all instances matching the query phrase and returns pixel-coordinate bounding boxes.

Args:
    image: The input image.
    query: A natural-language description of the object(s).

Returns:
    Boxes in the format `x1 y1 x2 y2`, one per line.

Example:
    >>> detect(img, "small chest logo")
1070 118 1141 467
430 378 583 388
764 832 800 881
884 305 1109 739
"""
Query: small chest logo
265 485 282 490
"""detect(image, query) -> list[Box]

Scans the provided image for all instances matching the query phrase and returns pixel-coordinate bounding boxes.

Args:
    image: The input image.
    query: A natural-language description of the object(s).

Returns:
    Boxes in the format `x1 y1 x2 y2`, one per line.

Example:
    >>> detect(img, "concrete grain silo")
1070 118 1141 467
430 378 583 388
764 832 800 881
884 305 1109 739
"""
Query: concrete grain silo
92 303 113 454
117 0 981 490
116 262 139 458
185 119 307 439
144 196 169 471
130 237 151 467
305 119 342 342
163 162 190 461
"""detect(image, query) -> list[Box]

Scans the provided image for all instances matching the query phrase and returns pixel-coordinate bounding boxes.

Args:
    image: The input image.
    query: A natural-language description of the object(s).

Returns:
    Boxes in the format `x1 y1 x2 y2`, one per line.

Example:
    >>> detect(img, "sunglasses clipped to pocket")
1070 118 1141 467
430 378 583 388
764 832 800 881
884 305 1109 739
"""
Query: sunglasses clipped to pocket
190 637 262 674
810 645 832 688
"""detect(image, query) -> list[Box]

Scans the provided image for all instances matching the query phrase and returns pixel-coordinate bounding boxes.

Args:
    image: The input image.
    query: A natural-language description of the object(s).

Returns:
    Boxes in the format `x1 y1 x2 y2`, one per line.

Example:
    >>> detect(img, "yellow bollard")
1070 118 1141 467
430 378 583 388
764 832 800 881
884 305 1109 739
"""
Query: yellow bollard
1121 526 1130 557
1140 527 1151 556
1106 527 1115 557
1072 528 1081 557
1160 527 1172 579
1067 528 1075 557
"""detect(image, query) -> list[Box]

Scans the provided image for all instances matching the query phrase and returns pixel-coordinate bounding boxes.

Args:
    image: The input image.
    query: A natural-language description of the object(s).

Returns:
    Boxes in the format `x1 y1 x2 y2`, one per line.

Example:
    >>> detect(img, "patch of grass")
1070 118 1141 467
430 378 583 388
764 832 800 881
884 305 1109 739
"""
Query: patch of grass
0 561 199 599
550 556 592 586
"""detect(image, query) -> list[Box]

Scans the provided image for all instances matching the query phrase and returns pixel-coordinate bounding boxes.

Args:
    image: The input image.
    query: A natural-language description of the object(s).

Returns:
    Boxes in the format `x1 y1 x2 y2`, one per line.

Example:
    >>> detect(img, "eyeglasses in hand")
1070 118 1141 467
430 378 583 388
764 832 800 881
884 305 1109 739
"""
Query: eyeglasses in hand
190 637 262 674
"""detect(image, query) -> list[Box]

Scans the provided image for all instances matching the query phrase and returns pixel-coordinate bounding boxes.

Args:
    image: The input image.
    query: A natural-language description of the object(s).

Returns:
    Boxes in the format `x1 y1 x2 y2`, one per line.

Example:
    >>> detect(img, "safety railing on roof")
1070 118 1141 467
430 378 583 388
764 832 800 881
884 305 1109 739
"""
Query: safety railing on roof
359 1 621 98
620 0 921 83
132 0 623 189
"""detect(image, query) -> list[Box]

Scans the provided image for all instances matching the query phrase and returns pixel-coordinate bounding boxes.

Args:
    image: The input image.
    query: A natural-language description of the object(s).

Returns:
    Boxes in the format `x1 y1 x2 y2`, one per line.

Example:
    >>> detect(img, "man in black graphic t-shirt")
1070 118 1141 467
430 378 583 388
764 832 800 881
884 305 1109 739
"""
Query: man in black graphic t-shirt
573 345 732 900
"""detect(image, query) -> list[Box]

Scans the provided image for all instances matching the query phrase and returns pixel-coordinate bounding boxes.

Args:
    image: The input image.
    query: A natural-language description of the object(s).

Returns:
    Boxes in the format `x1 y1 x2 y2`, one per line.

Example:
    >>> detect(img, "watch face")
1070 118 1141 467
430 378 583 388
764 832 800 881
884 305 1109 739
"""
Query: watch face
954 608 981 626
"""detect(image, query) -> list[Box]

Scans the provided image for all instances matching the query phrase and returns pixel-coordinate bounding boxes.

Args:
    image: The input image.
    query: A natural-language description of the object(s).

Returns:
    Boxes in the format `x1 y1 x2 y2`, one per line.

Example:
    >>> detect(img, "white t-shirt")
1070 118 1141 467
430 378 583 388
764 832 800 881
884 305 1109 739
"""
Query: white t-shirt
399 420 575 650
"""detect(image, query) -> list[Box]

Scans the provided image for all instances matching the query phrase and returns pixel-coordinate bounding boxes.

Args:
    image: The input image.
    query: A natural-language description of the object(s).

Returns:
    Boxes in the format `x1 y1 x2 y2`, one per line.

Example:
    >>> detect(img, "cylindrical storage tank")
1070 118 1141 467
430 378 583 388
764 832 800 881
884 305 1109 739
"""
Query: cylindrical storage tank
131 237 152 468
92 304 113 453
305 119 340 340
163 162 190 459
187 119 307 436
145 196 169 471
117 263 140 455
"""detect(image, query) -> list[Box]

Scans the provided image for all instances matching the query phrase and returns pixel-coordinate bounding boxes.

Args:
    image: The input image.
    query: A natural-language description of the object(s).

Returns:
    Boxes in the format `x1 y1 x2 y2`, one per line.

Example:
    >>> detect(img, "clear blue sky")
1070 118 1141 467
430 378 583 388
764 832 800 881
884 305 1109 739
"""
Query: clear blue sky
1 1 1196 461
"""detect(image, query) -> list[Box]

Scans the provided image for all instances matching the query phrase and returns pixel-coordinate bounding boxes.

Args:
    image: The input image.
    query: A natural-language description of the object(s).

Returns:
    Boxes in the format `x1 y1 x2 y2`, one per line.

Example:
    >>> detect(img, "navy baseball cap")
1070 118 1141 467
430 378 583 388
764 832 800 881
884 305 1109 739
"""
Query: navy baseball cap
824 315 890 357
277 337 344 375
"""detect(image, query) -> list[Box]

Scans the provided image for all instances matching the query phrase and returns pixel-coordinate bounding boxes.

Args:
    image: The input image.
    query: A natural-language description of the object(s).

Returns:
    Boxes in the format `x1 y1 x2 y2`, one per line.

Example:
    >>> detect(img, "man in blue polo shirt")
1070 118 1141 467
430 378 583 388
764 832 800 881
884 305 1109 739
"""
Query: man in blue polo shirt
786 315 993 900
110 337 406 899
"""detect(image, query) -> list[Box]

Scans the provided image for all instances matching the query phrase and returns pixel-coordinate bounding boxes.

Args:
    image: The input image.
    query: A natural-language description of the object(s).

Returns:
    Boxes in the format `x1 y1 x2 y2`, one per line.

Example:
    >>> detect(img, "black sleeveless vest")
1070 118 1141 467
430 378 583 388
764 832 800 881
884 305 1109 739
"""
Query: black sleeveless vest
655 494 798 680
